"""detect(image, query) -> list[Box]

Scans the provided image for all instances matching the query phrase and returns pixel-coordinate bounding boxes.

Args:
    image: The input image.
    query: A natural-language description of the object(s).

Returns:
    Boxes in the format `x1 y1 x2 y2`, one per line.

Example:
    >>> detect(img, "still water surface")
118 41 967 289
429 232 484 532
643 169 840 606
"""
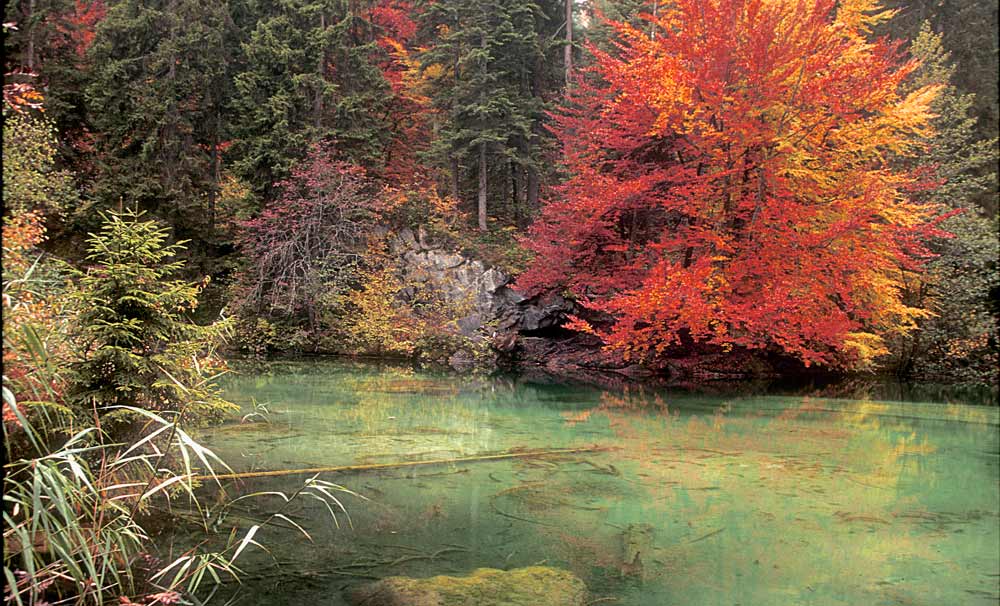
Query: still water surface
180 360 999 605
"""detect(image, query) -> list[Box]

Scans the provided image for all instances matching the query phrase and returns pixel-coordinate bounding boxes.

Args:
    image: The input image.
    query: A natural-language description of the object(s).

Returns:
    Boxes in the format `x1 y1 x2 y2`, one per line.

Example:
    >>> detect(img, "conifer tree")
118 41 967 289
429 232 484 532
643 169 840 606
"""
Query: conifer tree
228 0 393 198
71 209 235 425
879 0 998 153
418 0 556 229
85 0 232 230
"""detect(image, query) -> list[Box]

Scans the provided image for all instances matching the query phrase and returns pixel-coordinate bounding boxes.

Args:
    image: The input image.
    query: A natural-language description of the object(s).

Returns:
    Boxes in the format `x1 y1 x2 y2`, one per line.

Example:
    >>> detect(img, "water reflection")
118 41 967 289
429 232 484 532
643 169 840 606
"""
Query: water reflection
181 360 998 606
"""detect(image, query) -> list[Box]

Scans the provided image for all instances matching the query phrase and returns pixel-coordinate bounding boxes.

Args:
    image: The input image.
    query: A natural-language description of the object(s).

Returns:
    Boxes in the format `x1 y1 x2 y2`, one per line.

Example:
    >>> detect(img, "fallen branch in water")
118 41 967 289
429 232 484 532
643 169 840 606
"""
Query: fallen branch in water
489 501 556 527
687 528 724 544
194 445 613 482
231 547 471 584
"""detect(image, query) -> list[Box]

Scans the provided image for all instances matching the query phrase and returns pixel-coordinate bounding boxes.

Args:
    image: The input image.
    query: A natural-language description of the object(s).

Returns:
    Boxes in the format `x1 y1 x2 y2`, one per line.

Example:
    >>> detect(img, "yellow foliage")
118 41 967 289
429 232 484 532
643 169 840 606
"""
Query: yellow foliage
344 267 424 356
833 0 897 35
842 332 890 370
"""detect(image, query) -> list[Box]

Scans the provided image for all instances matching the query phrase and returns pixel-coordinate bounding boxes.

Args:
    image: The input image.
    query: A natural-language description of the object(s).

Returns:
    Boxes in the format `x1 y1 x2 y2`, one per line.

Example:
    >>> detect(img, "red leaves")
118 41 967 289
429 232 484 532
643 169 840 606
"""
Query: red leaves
369 0 433 186
519 0 944 368
234 143 384 321
50 1 107 58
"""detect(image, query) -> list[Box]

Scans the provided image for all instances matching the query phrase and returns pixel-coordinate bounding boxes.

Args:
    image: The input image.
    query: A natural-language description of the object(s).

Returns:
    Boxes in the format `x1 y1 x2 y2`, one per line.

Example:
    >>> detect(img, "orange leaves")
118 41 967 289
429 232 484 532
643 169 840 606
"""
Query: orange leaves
3 77 45 113
519 0 945 369
369 0 435 186
2 212 73 405
832 0 897 36
2 211 46 256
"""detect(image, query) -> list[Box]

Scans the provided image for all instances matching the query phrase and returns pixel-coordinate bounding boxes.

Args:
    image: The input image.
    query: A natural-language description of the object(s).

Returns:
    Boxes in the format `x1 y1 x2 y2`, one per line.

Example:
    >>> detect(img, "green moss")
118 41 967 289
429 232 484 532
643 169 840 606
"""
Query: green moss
348 566 587 606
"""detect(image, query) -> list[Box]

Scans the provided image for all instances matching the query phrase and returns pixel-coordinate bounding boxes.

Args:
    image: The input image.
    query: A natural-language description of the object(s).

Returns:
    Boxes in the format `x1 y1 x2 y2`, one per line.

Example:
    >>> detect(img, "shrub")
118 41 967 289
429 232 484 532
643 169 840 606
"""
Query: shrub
233 144 382 339
2 107 77 217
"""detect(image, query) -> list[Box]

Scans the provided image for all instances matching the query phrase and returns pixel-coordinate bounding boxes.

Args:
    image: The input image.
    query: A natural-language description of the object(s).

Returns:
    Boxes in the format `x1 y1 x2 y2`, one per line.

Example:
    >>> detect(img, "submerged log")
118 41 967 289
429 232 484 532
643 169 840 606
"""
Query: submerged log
193 445 612 482
347 566 587 606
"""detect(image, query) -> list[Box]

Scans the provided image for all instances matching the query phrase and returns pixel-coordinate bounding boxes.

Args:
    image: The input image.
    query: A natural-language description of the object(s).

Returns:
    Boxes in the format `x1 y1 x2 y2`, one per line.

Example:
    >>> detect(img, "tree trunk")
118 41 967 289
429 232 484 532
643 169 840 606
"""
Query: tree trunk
682 162 705 268
315 13 327 128
25 0 36 71
529 51 544 213
527 167 539 211
564 0 573 86
166 0 178 203
209 136 218 232
508 156 516 217
450 156 460 201
478 144 488 231
650 0 658 39
208 107 221 233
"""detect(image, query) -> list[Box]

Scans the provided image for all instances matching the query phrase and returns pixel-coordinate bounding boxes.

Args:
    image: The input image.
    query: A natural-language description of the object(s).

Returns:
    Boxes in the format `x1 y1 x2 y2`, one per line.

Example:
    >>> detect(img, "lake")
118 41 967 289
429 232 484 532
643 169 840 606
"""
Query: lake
173 359 999 605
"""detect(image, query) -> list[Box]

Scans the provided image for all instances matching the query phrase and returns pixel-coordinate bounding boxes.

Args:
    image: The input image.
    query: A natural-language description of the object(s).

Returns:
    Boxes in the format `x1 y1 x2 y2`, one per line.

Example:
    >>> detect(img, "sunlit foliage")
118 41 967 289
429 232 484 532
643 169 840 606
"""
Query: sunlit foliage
520 0 948 370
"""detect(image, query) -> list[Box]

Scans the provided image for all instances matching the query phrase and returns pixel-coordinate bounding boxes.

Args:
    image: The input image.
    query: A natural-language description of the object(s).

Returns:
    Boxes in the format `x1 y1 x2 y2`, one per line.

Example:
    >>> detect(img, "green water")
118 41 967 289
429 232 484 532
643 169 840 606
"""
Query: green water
174 360 999 605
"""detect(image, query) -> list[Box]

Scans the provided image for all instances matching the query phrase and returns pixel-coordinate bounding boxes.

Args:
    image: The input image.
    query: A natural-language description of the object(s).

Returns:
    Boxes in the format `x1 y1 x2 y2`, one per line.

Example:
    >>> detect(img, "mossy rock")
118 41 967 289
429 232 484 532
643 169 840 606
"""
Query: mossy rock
347 566 587 606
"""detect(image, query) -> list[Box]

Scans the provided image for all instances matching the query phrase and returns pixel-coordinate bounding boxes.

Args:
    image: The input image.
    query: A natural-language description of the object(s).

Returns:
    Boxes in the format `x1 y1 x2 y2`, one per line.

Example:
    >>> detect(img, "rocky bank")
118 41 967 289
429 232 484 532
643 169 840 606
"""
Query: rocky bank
391 227 651 380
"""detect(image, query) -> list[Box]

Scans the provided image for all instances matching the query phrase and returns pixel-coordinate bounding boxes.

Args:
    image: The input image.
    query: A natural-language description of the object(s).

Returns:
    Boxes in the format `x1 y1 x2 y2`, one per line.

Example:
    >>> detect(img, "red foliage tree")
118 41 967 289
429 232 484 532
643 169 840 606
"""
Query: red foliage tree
234 144 384 330
50 1 107 58
518 0 946 369
371 0 435 185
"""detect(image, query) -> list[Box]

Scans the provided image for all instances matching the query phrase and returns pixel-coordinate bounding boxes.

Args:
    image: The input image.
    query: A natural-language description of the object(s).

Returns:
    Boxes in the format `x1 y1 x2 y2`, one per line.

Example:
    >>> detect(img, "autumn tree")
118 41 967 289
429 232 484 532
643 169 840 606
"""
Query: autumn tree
2 98 77 415
3 105 78 217
233 144 383 343
519 0 946 370
369 0 436 185
3 0 106 157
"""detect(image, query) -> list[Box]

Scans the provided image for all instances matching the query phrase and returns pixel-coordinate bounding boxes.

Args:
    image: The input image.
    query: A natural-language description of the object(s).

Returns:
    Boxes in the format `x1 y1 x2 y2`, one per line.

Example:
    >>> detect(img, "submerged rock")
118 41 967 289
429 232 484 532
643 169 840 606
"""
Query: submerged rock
621 523 655 581
346 566 587 606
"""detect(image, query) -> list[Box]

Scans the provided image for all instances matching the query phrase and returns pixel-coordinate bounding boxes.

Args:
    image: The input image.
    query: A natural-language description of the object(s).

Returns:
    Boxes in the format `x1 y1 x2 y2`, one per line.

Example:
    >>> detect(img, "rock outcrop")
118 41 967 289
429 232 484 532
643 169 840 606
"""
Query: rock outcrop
346 566 587 606
391 227 652 378
392 228 506 339
489 287 656 381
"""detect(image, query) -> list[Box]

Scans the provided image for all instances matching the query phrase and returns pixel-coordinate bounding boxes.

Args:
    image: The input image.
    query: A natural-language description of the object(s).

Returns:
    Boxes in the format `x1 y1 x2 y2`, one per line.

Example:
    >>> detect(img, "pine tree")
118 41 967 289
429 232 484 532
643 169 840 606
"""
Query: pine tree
418 0 556 229
85 0 232 231
70 209 235 426
228 0 393 198
879 0 998 156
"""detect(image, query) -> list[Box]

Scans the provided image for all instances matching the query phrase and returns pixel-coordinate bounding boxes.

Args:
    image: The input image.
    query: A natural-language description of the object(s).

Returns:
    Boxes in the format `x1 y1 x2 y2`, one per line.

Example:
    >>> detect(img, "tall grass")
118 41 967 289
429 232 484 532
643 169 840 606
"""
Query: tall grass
3 384 355 605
